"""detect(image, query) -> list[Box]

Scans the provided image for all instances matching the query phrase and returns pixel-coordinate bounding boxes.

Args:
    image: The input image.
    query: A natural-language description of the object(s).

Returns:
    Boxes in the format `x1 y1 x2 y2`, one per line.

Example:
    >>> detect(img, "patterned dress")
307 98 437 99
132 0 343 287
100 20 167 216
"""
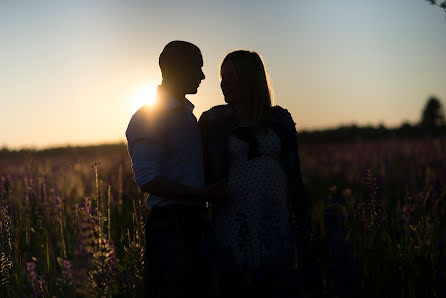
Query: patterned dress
199 105 309 296
211 128 292 274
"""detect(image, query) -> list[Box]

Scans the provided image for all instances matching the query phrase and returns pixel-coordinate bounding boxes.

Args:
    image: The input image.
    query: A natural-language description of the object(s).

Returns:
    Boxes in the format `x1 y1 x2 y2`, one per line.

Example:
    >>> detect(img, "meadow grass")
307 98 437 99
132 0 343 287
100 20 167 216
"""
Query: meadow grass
0 138 445 297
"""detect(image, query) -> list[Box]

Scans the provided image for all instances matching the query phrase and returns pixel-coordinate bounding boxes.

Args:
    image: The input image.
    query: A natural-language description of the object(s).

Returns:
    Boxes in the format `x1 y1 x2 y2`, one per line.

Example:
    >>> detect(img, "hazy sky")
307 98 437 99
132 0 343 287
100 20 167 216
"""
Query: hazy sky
1 0 445 149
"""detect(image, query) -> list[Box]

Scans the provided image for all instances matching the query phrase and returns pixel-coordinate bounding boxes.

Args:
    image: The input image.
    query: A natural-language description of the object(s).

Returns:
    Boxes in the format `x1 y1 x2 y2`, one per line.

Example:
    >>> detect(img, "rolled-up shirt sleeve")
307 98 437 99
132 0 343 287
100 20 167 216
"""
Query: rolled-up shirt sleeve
126 108 164 190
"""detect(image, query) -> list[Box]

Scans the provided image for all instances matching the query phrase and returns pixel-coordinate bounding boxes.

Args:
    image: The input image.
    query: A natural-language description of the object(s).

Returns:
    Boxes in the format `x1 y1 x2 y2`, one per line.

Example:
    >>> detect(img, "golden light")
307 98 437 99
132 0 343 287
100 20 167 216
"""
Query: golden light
131 84 158 113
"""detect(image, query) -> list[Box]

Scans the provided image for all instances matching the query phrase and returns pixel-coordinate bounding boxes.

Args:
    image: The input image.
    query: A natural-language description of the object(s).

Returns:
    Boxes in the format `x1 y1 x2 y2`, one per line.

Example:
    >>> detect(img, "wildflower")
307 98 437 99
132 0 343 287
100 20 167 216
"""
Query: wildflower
89 237 116 296
356 170 384 243
56 257 73 291
26 261 47 297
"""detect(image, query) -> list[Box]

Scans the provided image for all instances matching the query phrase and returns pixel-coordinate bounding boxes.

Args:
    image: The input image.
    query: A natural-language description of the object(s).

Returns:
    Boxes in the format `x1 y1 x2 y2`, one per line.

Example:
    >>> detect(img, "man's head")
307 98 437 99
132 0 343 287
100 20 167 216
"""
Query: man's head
159 41 205 95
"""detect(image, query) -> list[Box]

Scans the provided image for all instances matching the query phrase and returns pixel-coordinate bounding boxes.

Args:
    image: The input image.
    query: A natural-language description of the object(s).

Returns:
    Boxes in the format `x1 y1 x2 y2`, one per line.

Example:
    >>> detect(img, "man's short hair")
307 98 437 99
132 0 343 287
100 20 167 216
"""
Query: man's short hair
159 41 201 78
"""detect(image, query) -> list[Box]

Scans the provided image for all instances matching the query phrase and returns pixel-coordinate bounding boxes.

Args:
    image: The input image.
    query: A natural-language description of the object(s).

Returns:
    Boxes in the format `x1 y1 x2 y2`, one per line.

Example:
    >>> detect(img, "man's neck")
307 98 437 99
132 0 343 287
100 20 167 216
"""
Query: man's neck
160 82 186 101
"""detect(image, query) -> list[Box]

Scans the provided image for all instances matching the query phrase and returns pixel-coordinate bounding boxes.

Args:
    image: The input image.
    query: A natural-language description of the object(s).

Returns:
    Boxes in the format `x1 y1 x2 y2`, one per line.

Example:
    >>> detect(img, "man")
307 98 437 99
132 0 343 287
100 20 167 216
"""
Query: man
126 40 225 297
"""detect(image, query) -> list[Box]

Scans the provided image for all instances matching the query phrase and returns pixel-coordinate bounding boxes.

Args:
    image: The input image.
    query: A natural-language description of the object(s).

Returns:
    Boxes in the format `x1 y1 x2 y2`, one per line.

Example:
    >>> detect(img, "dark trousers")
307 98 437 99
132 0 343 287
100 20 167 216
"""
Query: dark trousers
144 205 206 298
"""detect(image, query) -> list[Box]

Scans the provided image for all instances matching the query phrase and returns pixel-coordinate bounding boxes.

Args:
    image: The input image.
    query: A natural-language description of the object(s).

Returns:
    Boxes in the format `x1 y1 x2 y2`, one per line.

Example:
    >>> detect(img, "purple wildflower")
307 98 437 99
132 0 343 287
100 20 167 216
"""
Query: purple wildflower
26 261 47 297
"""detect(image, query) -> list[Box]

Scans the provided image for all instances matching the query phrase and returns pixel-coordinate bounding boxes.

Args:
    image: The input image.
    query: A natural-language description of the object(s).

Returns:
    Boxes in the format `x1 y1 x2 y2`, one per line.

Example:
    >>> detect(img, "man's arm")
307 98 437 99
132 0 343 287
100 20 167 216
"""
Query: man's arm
128 137 226 203
140 176 226 203
126 108 225 203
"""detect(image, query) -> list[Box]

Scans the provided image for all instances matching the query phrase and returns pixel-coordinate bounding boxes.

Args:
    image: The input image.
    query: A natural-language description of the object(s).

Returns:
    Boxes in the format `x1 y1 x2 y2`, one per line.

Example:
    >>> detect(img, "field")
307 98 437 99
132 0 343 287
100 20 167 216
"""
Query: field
0 137 445 297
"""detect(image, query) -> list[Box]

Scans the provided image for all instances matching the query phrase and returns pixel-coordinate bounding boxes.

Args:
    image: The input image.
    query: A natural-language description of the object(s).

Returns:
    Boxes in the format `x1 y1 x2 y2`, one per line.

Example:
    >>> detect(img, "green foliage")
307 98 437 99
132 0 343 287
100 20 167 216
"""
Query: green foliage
0 253 13 296
426 0 446 11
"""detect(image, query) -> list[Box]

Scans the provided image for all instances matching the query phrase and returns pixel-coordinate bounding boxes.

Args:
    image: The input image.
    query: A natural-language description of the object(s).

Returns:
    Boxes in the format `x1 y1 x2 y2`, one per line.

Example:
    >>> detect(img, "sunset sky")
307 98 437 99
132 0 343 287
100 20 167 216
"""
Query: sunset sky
1 0 445 149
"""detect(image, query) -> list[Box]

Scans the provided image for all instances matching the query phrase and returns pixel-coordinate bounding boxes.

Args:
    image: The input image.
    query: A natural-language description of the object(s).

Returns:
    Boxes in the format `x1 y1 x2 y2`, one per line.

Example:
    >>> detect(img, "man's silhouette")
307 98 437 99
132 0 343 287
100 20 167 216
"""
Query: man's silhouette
126 40 224 297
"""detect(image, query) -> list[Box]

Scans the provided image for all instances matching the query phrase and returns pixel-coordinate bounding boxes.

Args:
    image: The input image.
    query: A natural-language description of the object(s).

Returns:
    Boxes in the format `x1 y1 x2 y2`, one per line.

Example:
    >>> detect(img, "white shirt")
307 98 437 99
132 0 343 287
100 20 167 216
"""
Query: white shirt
125 86 205 208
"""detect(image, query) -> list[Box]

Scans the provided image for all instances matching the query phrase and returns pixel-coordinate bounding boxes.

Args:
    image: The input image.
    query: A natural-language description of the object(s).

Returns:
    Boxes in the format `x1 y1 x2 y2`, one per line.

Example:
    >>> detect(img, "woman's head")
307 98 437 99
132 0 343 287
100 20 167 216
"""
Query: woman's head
220 50 272 128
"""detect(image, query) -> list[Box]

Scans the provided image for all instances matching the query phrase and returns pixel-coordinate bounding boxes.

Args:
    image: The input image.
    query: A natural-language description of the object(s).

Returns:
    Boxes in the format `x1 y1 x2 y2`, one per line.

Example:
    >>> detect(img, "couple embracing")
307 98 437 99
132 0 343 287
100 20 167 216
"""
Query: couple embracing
126 40 312 298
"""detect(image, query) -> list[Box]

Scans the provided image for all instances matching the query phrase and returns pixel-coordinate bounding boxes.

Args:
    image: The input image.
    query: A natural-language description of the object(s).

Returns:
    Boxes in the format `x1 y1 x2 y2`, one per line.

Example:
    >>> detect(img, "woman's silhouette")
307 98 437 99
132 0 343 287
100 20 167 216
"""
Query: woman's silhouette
199 50 311 297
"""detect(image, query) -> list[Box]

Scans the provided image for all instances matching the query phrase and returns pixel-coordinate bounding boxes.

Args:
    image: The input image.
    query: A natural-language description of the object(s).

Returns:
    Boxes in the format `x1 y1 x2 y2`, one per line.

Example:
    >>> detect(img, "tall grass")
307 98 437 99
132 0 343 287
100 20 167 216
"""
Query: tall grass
301 138 446 297
0 138 445 297
0 145 146 297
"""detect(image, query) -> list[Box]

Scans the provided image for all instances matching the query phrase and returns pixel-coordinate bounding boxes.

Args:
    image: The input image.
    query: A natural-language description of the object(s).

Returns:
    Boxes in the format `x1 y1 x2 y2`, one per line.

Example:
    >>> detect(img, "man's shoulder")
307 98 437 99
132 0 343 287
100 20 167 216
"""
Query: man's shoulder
126 105 165 138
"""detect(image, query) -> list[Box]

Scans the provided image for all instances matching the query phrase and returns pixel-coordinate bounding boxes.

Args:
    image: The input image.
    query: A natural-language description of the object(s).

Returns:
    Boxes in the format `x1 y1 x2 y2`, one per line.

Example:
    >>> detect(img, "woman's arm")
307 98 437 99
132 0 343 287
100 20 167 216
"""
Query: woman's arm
271 106 310 231
198 105 236 185
198 110 212 185
271 106 312 269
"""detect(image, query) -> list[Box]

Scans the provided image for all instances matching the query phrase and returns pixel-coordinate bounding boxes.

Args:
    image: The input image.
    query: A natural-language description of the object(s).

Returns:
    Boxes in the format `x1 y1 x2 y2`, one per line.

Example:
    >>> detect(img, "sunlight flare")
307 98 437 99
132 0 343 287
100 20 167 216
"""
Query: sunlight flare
131 84 158 113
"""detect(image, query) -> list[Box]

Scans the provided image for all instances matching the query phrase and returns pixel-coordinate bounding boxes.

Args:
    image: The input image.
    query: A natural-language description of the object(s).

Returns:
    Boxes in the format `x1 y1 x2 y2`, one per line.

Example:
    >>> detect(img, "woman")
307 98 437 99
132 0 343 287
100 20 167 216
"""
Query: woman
199 50 311 297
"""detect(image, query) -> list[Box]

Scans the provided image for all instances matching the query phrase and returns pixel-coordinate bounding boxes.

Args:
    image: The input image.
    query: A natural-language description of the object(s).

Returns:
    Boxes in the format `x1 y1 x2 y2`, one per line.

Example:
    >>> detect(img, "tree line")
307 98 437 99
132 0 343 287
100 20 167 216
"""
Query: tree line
299 96 446 144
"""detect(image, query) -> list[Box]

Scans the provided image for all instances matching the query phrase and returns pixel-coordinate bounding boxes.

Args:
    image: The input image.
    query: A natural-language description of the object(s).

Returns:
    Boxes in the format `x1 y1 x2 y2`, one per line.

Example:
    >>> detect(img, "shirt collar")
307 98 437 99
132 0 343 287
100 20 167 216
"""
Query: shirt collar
157 86 195 112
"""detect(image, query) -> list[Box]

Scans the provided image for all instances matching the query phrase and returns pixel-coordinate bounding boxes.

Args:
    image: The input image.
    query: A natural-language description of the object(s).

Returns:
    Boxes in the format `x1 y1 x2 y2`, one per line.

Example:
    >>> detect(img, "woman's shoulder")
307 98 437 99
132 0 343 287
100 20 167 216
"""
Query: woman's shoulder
271 105 296 132
272 105 291 116
200 104 233 122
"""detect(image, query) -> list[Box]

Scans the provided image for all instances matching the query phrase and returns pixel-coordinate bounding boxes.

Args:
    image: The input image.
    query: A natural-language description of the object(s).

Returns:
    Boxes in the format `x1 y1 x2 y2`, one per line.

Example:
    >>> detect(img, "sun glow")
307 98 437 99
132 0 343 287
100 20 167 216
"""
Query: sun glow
131 84 158 113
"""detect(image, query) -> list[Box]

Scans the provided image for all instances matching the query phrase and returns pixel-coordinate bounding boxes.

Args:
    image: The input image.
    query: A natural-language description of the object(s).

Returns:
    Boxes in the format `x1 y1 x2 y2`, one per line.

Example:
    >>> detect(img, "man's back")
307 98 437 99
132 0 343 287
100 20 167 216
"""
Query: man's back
126 86 205 208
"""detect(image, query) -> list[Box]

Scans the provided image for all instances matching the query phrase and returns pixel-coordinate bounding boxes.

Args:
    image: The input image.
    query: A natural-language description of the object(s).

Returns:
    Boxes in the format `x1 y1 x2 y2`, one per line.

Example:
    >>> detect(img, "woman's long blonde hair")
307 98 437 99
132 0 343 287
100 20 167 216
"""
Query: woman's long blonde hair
221 50 273 130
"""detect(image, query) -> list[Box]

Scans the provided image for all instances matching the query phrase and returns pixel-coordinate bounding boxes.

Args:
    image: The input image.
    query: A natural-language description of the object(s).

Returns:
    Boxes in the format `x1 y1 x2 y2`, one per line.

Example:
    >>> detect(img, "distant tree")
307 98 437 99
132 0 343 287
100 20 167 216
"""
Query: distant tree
421 96 445 129
425 0 446 12
400 122 412 130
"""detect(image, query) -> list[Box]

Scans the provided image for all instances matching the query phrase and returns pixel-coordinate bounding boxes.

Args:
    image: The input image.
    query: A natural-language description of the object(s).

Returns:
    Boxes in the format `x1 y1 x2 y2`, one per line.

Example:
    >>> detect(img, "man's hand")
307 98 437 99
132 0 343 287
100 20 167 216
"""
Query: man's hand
141 176 228 203
201 179 227 203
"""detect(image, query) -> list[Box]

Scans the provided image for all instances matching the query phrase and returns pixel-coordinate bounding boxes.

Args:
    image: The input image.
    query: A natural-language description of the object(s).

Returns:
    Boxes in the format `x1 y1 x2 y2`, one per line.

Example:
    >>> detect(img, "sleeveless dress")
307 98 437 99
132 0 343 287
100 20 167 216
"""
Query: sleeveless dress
211 128 292 277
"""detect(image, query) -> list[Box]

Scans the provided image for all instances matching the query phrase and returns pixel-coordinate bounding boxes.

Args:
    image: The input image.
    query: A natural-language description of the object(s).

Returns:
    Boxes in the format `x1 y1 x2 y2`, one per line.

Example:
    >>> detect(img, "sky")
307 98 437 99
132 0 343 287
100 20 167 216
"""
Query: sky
1 0 445 149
